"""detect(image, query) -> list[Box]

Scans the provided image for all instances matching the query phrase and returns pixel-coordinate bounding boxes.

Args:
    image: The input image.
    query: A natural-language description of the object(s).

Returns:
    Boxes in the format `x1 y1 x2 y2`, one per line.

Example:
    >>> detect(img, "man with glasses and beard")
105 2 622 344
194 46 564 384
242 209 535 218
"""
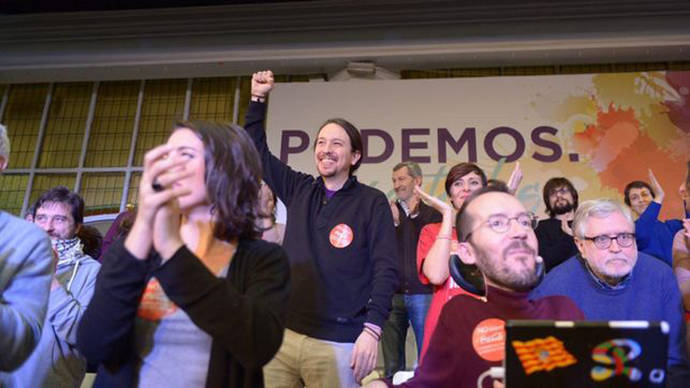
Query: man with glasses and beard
535 177 579 272
532 199 690 387
366 187 583 388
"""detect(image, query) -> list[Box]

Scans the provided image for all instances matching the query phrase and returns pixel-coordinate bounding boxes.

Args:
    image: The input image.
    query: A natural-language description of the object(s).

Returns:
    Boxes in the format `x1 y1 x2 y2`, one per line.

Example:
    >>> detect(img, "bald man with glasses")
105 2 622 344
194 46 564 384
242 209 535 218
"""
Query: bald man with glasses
367 187 583 388
532 199 690 387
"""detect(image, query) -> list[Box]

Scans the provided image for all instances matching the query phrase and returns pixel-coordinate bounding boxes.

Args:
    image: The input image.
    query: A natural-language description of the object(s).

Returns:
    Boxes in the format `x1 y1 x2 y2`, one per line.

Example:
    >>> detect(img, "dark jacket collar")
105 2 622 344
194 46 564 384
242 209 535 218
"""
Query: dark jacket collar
315 175 359 192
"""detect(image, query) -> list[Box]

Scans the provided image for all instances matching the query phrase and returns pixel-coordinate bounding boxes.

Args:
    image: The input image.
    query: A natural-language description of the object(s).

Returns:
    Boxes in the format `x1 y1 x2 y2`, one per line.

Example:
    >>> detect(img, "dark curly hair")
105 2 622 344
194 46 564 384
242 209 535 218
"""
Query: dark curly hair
174 121 262 241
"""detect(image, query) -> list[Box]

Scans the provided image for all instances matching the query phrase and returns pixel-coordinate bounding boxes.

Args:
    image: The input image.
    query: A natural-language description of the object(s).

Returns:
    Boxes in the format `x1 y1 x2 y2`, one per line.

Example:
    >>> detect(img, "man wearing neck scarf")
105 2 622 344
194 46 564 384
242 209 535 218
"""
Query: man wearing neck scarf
5 186 101 388
367 187 583 388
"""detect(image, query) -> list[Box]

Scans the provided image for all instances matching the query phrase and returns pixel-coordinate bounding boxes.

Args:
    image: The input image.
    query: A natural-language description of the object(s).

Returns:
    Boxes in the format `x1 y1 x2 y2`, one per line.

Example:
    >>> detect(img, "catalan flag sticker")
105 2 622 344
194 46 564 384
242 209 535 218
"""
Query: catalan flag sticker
511 336 577 375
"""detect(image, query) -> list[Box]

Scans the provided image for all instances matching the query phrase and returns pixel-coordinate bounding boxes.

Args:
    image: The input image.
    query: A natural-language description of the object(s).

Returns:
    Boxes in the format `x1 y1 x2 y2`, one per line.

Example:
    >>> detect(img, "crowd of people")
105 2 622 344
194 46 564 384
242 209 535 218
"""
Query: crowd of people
0 68 688 388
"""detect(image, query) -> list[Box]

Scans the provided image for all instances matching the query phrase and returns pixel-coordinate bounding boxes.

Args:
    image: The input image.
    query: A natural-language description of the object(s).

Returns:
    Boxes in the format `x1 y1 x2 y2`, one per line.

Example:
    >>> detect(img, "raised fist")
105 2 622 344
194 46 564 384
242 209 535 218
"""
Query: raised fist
251 70 275 97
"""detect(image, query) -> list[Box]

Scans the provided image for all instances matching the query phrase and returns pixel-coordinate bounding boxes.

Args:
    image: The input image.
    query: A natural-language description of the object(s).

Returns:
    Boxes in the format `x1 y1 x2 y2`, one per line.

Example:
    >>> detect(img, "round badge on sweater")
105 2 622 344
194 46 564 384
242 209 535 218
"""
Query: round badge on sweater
329 223 354 248
471 318 506 361
137 278 178 321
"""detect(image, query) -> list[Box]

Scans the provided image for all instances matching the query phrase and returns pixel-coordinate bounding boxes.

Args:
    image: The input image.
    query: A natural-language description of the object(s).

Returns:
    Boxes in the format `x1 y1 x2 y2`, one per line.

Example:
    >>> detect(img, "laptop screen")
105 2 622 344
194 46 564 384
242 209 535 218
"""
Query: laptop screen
504 320 668 387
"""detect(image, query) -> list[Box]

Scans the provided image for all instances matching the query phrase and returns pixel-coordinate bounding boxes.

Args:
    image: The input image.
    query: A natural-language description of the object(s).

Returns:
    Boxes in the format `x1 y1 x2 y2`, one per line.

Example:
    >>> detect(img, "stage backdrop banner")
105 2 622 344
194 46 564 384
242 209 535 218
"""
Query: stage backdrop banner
264 71 690 219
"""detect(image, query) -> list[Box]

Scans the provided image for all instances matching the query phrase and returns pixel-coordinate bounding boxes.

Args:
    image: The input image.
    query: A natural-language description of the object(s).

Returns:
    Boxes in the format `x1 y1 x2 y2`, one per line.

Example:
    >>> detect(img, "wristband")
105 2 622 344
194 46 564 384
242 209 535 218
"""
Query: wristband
251 94 266 103
363 327 380 341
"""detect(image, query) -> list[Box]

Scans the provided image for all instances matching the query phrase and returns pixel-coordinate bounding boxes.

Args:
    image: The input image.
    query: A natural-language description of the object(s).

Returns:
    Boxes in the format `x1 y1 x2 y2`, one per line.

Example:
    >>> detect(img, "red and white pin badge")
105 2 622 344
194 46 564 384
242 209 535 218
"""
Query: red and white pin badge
137 278 178 321
329 223 354 248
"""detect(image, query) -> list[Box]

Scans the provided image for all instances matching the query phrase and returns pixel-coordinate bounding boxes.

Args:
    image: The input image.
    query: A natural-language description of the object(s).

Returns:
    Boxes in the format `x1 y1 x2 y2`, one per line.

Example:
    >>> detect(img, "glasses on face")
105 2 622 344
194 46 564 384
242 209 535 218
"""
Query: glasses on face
464 213 537 240
583 233 635 250
549 187 570 197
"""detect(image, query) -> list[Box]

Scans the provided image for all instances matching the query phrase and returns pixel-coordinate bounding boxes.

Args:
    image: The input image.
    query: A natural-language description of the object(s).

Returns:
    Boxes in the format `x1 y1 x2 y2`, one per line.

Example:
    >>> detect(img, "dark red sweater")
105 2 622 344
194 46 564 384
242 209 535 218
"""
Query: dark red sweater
387 285 584 388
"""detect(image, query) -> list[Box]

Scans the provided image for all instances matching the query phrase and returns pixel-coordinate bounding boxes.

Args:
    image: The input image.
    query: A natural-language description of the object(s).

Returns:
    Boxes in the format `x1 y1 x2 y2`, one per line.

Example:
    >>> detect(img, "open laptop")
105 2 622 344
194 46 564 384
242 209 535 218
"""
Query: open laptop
504 320 668 387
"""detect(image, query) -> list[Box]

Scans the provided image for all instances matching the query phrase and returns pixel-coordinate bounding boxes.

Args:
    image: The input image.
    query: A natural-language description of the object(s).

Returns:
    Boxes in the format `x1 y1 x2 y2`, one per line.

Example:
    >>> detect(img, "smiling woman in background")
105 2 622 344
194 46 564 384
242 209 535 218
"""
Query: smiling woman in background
414 162 488 363
624 169 689 266
77 121 290 388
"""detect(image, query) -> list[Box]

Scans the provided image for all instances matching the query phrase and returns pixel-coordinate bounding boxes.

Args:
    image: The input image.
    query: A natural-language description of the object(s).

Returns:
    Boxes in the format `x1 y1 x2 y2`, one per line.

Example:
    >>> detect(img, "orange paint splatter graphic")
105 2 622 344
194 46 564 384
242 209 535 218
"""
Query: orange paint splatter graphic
573 100 684 219
574 103 640 172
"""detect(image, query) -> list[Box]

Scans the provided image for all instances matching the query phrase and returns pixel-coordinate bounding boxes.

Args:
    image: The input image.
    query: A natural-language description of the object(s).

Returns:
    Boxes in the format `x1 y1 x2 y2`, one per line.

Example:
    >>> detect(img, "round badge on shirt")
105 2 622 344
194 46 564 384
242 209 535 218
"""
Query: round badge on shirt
471 318 506 362
137 278 178 321
329 223 354 248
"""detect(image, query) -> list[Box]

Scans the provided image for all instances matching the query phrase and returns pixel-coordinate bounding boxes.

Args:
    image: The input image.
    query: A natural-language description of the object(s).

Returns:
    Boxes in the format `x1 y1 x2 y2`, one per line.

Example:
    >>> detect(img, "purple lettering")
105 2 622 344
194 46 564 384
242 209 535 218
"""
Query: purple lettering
280 130 309 163
531 126 562 162
437 127 477 163
402 128 430 163
361 129 394 164
484 126 525 162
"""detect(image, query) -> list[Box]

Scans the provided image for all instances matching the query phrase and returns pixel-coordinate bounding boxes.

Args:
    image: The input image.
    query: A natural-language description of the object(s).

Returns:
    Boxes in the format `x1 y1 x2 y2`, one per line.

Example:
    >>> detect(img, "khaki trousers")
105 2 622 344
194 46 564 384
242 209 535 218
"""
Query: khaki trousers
264 329 359 388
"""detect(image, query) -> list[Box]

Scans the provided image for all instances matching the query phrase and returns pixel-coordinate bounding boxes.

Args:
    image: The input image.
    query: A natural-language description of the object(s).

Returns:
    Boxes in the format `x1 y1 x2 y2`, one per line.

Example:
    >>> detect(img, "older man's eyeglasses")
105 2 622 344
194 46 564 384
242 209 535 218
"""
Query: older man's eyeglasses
463 213 537 240
583 233 635 250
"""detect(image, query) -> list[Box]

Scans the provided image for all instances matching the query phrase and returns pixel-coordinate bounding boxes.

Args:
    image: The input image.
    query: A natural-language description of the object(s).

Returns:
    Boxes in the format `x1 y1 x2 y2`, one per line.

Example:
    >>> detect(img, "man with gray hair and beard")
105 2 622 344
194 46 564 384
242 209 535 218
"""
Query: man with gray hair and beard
0 124 53 375
367 186 583 388
532 198 690 387
382 161 441 378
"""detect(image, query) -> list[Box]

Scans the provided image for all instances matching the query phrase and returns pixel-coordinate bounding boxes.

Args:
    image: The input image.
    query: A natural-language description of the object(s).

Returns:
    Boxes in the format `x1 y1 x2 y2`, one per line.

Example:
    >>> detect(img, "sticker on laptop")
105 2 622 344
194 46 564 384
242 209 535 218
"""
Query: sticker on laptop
512 336 577 375
591 339 642 382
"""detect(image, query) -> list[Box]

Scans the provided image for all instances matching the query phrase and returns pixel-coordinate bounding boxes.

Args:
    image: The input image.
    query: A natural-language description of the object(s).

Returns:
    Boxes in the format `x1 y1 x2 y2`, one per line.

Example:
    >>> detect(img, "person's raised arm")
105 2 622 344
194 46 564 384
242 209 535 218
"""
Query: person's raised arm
245 70 310 205
251 70 274 101
415 186 455 285
648 169 666 205
507 162 523 195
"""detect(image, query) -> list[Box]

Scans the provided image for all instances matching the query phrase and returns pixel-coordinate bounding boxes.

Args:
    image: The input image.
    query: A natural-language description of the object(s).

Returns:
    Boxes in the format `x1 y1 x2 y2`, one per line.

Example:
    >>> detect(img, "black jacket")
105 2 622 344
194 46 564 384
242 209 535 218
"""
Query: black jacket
394 201 441 294
245 101 398 342
535 217 577 272
76 239 290 388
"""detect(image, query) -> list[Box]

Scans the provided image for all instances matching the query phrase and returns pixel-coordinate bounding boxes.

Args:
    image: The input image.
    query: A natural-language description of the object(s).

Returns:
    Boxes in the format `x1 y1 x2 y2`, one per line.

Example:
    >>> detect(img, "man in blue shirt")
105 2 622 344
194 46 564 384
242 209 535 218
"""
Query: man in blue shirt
533 198 690 387
624 169 688 266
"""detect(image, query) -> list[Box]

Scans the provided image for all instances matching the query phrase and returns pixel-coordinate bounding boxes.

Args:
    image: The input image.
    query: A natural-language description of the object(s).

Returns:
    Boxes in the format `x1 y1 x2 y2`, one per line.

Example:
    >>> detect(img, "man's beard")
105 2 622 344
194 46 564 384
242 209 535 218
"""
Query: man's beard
476 241 540 292
551 200 574 216
395 187 413 203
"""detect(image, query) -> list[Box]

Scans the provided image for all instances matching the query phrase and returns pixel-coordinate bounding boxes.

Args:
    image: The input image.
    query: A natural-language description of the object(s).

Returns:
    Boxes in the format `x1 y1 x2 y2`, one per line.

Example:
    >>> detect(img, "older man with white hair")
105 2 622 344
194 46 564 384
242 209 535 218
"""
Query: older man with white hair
0 124 53 374
532 198 690 387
